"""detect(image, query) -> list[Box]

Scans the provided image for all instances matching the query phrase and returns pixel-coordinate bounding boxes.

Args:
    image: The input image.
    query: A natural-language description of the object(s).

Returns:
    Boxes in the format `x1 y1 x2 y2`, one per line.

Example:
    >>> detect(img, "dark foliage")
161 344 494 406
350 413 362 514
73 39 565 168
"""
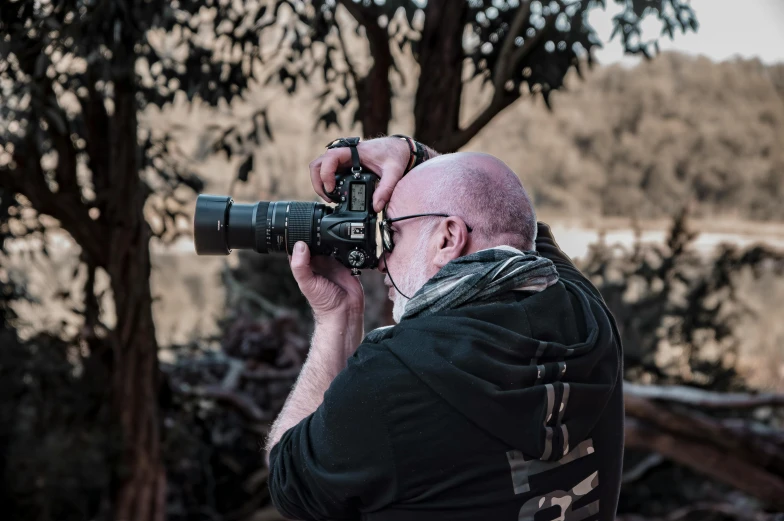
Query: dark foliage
0 256 117 521
223 250 392 334
0 1 281 516
578 212 784 518
161 313 310 521
269 0 697 148
580 209 784 391
0 0 703 519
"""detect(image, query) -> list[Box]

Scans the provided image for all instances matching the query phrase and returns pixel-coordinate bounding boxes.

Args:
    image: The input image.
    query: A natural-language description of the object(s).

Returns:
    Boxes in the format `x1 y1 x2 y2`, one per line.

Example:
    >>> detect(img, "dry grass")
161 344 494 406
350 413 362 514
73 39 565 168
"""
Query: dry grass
733 269 784 390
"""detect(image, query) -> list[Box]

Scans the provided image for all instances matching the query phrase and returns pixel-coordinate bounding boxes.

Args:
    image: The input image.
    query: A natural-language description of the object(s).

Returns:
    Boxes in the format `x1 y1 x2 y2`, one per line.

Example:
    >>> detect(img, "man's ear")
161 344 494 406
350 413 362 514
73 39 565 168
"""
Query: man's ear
432 217 470 269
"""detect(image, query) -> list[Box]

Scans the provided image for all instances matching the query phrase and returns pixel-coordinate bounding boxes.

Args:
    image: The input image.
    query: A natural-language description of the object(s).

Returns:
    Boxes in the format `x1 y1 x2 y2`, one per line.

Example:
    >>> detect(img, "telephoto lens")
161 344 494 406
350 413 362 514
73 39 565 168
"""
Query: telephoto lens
193 194 327 256
194 170 380 271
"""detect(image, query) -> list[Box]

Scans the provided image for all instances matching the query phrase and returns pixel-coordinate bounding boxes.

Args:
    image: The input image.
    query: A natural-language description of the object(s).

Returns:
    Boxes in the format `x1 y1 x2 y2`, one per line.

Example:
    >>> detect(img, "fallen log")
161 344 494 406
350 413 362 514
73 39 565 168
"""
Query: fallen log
624 382 784 409
617 502 784 521
625 418 784 512
624 394 784 475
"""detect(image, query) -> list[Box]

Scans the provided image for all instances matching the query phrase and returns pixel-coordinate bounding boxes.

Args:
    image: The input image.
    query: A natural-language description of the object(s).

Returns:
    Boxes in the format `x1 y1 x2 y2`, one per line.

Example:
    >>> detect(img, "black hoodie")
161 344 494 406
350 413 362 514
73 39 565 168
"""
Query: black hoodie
268 222 624 521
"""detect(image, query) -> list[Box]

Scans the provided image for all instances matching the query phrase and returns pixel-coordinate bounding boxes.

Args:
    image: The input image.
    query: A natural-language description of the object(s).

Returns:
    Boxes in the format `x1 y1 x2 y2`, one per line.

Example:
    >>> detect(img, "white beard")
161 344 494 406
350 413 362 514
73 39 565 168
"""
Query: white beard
391 235 432 323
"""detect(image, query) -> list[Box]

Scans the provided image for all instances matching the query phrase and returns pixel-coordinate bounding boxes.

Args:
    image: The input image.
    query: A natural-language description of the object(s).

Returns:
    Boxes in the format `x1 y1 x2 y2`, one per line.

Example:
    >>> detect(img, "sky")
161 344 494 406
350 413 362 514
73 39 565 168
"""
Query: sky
587 0 784 66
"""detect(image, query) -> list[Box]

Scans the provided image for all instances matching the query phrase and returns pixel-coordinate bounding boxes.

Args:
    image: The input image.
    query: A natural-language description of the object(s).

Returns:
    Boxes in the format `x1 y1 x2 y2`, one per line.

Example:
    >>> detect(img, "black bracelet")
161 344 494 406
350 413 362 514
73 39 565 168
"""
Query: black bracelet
413 140 428 167
390 134 416 173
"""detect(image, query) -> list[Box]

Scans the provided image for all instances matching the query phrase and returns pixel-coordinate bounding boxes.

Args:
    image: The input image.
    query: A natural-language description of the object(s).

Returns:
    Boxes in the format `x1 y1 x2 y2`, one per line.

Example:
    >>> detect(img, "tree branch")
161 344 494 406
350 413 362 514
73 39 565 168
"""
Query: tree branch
443 91 518 151
625 419 784 511
242 366 301 381
492 0 532 89
412 0 469 150
189 385 270 424
79 69 111 197
625 382 784 409
446 8 558 151
509 9 557 77
624 393 784 474
621 452 664 485
336 0 392 136
5 134 105 264
36 76 79 195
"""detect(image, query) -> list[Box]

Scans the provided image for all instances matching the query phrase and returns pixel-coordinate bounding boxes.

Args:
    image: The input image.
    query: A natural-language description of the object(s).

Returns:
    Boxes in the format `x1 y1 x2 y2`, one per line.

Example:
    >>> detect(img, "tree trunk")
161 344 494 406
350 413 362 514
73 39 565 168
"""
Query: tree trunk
356 65 391 137
108 62 165 521
346 3 392 138
358 53 394 324
413 0 469 151
110 231 165 521
341 2 395 322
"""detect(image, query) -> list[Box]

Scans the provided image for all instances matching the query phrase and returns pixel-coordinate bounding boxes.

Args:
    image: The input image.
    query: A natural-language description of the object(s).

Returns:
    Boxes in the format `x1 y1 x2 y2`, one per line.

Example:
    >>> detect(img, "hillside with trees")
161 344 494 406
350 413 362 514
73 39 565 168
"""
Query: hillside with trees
462 52 784 221
188 52 784 224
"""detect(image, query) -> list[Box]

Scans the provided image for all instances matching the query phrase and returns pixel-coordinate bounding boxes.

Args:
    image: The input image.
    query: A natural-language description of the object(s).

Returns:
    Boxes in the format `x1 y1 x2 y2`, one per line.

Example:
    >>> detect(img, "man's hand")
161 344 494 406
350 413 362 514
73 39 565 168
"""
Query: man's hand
289 241 364 322
309 136 410 213
267 242 365 468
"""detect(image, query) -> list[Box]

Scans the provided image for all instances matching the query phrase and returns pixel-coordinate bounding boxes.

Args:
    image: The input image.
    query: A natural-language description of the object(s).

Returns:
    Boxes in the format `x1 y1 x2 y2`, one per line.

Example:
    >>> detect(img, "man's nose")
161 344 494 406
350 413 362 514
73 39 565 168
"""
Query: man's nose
377 252 388 274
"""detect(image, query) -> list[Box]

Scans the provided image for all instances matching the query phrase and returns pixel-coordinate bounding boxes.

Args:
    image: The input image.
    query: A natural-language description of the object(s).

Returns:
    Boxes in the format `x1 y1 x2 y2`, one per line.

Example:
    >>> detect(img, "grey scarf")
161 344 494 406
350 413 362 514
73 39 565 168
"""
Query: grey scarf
365 246 559 343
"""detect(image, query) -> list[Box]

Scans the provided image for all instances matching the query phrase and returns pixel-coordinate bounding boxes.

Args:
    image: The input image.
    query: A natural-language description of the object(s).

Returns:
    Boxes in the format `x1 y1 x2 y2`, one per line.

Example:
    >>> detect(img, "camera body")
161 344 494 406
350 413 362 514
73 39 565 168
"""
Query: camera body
193 168 380 274
319 169 380 271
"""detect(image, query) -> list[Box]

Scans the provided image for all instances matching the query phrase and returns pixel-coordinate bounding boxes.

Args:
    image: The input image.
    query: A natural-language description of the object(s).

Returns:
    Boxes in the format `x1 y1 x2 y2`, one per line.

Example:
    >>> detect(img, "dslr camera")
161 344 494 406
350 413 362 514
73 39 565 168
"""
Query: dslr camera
193 167 380 275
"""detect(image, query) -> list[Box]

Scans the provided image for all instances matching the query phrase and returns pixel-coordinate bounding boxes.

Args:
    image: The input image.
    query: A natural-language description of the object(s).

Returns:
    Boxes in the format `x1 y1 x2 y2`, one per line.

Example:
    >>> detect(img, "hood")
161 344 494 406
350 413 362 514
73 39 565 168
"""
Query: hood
383 279 621 462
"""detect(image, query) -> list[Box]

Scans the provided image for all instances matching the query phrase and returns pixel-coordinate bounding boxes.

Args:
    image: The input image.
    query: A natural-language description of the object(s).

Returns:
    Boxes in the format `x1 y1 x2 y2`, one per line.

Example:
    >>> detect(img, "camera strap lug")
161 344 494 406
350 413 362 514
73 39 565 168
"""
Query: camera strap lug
326 136 362 177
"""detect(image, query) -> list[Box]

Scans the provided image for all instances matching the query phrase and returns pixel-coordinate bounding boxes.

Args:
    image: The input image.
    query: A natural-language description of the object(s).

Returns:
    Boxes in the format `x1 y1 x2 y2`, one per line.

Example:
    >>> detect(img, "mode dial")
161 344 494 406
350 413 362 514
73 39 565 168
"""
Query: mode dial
348 249 366 268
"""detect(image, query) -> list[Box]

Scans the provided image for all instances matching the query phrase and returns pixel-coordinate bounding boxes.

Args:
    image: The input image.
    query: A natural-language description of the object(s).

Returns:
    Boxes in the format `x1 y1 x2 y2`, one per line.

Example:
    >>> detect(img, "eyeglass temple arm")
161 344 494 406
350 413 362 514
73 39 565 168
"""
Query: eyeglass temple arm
383 214 472 232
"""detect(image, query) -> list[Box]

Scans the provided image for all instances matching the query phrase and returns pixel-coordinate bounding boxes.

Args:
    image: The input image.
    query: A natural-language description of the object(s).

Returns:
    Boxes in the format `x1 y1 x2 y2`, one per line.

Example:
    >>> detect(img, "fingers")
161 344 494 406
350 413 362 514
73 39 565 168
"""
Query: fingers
309 158 329 202
310 254 355 287
309 140 409 212
372 166 404 213
309 148 351 202
289 242 364 316
319 149 347 193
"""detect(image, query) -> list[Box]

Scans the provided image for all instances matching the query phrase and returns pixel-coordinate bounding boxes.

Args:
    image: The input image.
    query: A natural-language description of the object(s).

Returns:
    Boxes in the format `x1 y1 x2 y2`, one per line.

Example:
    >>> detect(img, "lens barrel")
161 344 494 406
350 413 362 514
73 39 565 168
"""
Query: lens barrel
194 194 320 255
193 195 233 255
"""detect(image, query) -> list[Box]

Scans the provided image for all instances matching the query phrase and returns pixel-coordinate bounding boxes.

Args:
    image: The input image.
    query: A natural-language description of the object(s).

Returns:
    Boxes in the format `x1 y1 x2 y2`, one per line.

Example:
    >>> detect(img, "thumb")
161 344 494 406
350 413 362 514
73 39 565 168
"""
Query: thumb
289 242 313 286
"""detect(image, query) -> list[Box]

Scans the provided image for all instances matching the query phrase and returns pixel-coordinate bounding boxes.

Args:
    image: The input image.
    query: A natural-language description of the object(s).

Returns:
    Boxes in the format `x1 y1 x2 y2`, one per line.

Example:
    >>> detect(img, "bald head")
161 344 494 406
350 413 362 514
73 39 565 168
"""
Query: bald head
394 152 537 252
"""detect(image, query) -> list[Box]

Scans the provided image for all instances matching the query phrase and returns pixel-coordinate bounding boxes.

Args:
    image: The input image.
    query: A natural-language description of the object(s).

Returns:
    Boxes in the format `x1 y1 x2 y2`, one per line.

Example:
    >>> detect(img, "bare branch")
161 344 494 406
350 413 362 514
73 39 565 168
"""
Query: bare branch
337 0 393 135
508 11 556 76
191 385 269 424
625 419 784 511
625 382 784 409
444 91 518 151
5 135 105 264
621 452 664 485
624 394 784 474
79 70 110 194
492 0 532 89
447 9 559 151
37 77 79 194
242 366 301 381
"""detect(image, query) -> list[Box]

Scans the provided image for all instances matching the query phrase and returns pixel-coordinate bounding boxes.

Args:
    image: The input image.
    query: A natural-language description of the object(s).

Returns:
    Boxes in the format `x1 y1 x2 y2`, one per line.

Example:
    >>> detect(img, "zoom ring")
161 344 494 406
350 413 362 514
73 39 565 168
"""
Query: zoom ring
254 202 270 253
286 202 315 252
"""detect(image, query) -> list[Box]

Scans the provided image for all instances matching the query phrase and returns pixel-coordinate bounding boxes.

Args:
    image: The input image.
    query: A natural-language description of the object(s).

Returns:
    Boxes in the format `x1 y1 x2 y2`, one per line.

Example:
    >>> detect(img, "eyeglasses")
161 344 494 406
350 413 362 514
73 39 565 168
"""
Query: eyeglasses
380 210 473 253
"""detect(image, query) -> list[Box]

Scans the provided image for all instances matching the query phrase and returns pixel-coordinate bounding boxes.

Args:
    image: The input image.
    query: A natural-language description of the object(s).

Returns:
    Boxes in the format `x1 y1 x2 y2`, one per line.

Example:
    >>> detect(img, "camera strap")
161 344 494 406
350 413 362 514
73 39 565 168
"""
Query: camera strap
325 136 362 175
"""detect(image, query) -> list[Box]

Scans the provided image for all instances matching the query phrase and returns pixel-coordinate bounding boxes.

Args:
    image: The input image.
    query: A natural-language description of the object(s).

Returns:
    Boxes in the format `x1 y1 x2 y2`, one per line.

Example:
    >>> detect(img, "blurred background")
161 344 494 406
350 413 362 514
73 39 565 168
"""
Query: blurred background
1 1 784 520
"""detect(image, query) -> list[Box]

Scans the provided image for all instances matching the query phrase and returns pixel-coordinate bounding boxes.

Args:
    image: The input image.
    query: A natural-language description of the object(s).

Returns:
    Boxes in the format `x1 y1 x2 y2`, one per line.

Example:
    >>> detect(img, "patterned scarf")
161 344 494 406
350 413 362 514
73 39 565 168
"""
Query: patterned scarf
365 246 559 343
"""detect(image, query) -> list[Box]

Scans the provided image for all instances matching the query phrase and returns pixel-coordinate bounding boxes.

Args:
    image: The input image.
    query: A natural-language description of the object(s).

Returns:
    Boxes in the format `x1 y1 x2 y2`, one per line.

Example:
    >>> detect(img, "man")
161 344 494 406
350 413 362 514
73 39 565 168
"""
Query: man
264 136 624 521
